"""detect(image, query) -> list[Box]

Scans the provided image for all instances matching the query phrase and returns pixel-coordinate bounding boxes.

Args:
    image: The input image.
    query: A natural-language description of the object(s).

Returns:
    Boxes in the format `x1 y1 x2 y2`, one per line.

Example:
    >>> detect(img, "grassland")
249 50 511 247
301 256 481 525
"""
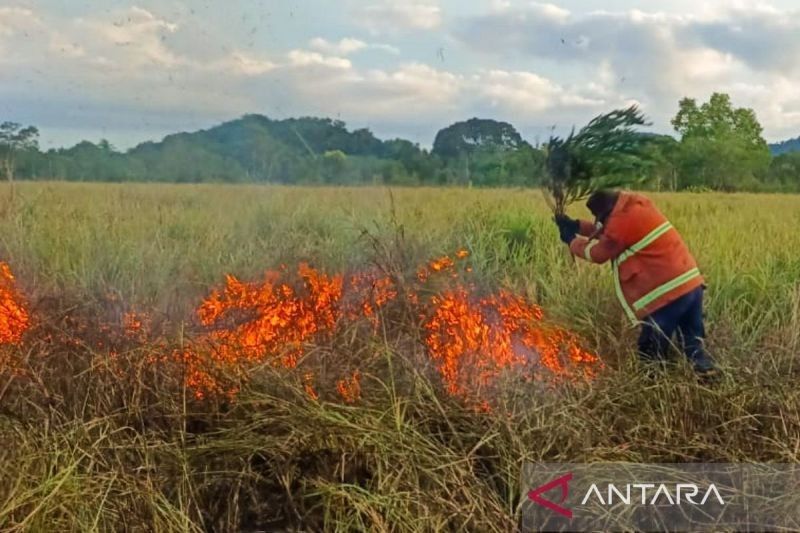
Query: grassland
1 182 799 532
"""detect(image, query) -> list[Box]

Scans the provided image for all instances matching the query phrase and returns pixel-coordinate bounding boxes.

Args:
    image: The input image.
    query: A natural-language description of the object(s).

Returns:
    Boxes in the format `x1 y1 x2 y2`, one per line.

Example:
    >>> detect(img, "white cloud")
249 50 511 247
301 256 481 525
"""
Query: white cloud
457 2 800 139
489 0 512 11
287 49 352 69
0 7 43 56
5 1 800 147
77 6 181 67
226 52 276 76
0 6 35 32
0 6 281 120
358 2 442 33
372 43 401 55
271 60 462 120
309 37 399 56
310 37 367 55
476 70 602 113
364 63 460 106
531 2 571 22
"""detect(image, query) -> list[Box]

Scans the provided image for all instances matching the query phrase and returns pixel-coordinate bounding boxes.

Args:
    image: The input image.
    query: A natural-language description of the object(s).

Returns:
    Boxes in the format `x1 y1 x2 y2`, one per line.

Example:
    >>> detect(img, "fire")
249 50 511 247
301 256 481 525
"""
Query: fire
123 311 151 343
196 265 345 369
0 251 602 408
0 262 29 345
303 371 319 401
336 369 361 404
183 263 398 399
184 249 601 405
423 287 600 400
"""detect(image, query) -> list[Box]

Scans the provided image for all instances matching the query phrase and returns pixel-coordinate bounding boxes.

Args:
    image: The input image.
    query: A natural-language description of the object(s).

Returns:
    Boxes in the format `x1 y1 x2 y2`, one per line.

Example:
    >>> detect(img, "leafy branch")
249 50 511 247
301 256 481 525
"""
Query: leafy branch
543 106 653 215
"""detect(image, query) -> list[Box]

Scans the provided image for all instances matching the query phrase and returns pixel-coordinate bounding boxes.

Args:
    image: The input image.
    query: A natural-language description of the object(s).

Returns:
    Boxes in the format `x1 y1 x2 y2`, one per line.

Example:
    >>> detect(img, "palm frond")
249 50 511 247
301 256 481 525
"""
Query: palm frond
543 105 653 214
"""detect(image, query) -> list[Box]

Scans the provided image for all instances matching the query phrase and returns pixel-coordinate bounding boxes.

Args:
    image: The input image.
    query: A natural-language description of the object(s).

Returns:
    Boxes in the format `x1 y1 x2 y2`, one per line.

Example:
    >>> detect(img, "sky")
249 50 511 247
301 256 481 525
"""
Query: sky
2 0 800 150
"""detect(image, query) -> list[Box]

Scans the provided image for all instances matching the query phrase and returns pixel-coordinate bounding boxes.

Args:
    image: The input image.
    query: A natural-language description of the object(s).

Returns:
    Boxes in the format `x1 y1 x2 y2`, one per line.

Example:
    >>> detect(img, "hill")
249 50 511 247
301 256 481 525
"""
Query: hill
7 112 800 191
16 115 542 186
769 136 800 155
125 115 423 183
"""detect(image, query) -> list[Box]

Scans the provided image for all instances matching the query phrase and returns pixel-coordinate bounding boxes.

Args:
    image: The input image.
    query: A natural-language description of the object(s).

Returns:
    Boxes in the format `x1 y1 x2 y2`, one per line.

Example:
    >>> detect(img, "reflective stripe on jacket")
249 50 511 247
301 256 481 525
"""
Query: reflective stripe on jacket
569 192 704 323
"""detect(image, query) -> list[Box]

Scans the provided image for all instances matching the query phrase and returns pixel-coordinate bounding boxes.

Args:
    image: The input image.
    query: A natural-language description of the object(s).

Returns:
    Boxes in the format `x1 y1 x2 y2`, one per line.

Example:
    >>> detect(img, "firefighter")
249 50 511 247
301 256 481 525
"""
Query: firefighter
554 190 718 380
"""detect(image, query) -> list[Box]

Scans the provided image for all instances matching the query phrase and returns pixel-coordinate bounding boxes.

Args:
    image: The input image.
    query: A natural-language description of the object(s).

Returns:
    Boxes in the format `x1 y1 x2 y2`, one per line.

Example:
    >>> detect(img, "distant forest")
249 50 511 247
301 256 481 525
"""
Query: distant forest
2 92 800 191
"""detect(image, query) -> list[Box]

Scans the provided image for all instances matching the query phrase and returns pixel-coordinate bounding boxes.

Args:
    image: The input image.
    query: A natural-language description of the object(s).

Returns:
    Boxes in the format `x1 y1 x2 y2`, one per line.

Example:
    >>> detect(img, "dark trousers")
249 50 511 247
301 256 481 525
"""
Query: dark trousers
637 286 715 372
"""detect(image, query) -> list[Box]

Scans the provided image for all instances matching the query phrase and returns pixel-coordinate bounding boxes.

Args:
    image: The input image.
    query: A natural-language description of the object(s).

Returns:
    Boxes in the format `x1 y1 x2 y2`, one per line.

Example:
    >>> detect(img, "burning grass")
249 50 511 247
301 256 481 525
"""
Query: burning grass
0 261 30 376
182 263 399 400
182 250 600 407
418 252 600 405
98 249 600 408
0 261 29 345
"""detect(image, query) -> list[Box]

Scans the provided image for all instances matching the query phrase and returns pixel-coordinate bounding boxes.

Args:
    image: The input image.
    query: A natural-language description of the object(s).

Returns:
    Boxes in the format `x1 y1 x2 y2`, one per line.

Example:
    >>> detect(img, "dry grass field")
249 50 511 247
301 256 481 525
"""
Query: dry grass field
1 182 798 531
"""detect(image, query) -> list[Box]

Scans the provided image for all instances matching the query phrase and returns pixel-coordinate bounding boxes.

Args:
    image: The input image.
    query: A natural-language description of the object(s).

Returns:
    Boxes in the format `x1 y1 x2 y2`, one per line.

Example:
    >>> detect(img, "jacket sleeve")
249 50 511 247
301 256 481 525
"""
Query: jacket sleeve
578 219 599 237
569 234 625 264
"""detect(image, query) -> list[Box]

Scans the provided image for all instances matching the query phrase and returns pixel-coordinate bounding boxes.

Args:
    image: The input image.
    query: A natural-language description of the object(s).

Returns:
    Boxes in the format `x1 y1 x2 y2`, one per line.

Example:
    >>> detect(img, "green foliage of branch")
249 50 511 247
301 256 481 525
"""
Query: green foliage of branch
544 106 654 214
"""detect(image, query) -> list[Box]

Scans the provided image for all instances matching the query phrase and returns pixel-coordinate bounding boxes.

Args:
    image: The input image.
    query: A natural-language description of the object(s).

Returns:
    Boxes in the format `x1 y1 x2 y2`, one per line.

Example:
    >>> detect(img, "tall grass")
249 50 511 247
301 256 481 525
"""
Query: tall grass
1 182 799 531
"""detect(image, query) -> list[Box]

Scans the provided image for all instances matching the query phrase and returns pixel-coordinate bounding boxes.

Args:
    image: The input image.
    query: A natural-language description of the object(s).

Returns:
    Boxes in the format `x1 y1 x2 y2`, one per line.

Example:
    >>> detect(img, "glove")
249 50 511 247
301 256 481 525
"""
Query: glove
559 226 577 245
554 215 579 244
554 214 578 230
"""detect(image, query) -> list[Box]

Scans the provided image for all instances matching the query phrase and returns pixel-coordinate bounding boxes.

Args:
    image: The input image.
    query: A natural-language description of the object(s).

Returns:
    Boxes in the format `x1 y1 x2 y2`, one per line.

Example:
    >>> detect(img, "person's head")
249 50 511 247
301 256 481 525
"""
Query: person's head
586 190 620 224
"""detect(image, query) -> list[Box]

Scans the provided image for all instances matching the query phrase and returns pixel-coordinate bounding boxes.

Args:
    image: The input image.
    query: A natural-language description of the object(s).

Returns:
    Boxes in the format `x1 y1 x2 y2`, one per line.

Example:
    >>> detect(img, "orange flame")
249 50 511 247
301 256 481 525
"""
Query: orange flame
183 263 398 399
0 262 29 345
0 252 602 409
122 310 151 344
303 371 319 401
196 264 345 369
183 250 601 406
423 286 600 401
336 369 361 404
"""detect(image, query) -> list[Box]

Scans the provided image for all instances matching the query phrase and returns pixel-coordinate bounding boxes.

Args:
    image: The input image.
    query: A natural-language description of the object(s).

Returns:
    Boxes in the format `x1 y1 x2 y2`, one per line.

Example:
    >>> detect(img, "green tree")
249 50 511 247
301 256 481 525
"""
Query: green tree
432 118 527 160
671 93 770 190
0 122 39 187
505 144 546 186
672 93 765 148
767 152 800 191
321 150 348 183
432 119 531 184
54 140 133 182
382 139 439 182
639 135 679 191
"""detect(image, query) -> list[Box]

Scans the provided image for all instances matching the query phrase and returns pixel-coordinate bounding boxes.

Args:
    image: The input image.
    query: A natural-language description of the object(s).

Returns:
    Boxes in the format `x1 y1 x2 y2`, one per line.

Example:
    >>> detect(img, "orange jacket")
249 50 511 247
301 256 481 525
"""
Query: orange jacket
569 192 703 323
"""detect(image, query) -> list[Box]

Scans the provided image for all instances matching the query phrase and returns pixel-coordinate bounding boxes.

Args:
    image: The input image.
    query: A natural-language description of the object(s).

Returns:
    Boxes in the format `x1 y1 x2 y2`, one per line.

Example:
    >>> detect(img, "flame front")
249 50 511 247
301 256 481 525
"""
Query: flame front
196 265 344 369
0 262 29 345
423 287 600 400
184 249 602 406
184 264 397 399
0 252 602 409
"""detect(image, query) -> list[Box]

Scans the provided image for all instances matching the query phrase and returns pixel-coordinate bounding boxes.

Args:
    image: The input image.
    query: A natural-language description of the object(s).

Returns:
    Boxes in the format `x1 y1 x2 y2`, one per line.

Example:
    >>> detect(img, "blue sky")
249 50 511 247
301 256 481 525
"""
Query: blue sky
2 0 800 149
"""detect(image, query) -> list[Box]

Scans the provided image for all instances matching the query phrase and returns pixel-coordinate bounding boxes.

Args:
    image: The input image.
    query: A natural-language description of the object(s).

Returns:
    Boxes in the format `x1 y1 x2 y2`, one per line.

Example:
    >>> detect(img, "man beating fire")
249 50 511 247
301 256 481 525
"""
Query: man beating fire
554 190 719 380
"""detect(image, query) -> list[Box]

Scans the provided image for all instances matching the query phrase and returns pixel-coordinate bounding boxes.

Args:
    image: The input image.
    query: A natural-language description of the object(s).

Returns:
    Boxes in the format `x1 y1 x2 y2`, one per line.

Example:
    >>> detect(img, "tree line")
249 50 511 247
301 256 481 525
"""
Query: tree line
2 93 800 191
